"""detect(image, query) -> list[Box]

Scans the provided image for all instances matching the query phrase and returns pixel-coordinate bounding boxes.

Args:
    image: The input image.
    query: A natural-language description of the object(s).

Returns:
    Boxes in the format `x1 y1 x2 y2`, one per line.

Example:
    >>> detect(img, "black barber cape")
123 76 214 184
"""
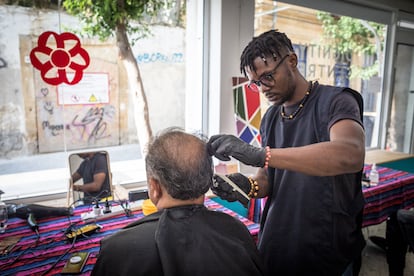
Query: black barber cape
92 204 265 276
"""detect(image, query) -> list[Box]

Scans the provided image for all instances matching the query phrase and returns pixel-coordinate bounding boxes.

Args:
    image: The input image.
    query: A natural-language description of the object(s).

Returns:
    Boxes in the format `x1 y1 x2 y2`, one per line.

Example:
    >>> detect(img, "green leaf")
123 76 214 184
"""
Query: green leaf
62 0 172 40
316 11 385 79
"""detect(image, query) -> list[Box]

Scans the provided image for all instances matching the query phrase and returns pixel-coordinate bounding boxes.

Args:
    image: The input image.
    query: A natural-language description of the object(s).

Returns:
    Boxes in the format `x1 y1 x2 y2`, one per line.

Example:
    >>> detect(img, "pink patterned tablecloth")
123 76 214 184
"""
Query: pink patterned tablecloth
0 198 259 275
362 165 414 227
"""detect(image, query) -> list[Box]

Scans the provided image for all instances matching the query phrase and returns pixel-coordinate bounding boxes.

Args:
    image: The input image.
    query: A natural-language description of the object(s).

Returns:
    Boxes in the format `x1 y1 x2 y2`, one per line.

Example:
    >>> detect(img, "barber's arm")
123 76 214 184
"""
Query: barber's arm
73 172 106 193
71 172 82 184
71 172 81 191
266 119 365 176
208 119 364 178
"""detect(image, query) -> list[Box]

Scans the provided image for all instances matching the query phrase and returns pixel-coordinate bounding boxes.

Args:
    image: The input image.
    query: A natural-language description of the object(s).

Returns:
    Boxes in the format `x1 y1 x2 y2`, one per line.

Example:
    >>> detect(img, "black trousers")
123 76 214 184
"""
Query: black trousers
386 212 408 276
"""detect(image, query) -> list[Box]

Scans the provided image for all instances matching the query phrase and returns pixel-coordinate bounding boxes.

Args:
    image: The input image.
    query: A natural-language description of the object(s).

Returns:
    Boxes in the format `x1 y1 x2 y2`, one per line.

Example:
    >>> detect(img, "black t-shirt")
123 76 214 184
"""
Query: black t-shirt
77 152 110 201
258 82 365 275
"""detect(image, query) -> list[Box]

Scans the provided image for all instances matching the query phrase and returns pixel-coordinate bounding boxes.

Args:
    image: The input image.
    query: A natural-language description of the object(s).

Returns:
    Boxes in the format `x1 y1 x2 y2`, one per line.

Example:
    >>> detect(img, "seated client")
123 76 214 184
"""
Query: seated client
92 128 264 276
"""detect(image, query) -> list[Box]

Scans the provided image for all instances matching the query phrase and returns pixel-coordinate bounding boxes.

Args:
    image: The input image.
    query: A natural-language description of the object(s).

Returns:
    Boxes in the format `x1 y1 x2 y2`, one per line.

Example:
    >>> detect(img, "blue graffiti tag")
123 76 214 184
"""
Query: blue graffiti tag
136 52 184 64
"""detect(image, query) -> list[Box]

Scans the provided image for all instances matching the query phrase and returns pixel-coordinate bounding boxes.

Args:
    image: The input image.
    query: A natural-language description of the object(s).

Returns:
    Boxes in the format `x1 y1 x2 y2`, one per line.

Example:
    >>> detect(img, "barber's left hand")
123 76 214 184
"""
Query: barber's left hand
208 134 266 167
211 173 251 207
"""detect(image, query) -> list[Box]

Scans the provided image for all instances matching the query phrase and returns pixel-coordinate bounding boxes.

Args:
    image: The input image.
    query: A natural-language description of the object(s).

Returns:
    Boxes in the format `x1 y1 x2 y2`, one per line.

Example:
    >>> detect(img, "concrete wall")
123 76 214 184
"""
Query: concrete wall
0 5 185 158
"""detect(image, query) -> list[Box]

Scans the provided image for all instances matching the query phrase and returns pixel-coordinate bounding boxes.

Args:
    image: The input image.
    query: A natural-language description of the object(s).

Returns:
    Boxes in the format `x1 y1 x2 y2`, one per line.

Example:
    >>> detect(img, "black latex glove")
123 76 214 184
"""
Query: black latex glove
211 173 251 207
208 134 266 167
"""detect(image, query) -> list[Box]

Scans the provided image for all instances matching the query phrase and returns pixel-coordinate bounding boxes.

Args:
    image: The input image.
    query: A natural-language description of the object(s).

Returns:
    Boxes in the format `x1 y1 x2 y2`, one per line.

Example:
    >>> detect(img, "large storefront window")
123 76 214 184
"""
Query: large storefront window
254 1 386 149
0 5 185 202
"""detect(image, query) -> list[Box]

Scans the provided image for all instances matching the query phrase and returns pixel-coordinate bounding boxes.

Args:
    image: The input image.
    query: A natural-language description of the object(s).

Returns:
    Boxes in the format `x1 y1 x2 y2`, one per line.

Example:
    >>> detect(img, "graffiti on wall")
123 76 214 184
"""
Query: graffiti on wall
39 105 115 141
137 52 184 64
0 131 24 157
71 105 116 144
0 104 25 157
0 57 7 69
36 81 119 153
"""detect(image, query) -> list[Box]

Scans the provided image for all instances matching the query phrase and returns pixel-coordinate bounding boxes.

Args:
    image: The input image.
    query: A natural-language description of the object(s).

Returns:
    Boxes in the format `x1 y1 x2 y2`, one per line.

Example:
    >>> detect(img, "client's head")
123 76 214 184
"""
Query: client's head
145 127 213 209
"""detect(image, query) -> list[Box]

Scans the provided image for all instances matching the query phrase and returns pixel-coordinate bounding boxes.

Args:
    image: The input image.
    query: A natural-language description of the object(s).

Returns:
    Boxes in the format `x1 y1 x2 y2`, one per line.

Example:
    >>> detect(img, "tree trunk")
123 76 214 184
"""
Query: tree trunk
115 22 153 156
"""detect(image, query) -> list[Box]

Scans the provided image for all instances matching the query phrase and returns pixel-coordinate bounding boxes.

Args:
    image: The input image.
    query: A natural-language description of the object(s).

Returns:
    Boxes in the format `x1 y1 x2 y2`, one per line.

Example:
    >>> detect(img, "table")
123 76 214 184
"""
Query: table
0 198 259 276
365 149 413 165
362 165 414 227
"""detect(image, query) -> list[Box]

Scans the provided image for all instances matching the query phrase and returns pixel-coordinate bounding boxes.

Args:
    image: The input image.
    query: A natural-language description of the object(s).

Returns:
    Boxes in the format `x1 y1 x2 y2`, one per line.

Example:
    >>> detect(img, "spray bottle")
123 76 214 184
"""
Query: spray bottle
370 163 379 186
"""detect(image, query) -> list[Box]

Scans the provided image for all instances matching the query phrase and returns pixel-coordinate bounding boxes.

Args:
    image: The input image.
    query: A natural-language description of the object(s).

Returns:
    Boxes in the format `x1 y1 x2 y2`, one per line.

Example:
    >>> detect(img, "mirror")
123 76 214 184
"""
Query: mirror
68 151 113 206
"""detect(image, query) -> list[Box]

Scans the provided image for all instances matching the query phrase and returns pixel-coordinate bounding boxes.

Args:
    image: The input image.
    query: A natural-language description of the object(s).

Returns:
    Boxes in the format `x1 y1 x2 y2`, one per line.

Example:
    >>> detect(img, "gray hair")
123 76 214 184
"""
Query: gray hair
144 127 213 200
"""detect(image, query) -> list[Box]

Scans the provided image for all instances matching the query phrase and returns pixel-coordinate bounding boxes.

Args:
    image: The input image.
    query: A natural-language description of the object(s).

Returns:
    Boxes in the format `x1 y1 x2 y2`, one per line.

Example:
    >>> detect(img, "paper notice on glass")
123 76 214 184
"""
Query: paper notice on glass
57 73 109 105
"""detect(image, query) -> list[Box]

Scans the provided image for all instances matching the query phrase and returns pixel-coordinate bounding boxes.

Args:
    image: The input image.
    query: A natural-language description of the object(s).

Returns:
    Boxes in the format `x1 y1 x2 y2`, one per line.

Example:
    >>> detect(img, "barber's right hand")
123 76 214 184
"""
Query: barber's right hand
208 134 266 167
211 173 251 207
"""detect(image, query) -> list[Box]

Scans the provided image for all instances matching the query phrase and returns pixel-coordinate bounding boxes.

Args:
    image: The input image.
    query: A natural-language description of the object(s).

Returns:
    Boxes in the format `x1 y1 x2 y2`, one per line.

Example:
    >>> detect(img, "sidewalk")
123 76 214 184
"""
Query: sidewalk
0 144 147 202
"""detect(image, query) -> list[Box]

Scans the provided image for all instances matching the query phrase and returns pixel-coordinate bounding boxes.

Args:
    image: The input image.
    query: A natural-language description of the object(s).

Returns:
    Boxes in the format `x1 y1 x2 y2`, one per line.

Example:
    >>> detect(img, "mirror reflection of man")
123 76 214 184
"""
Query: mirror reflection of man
71 152 111 204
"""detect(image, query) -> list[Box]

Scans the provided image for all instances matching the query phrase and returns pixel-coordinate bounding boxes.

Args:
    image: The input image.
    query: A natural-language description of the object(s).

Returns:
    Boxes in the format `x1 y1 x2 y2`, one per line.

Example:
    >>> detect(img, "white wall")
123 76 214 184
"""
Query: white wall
132 25 185 136
185 0 255 136
0 6 80 108
213 0 255 136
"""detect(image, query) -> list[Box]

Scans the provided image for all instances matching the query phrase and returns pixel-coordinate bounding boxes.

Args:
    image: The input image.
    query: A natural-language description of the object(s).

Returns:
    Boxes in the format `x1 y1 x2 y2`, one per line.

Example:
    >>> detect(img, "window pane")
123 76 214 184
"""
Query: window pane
254 1 386 149
387 44 414 152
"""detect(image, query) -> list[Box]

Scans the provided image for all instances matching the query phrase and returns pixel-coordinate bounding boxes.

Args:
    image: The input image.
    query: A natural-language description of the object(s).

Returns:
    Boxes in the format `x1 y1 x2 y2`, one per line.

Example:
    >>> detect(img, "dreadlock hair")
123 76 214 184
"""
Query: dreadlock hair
240 30 294 77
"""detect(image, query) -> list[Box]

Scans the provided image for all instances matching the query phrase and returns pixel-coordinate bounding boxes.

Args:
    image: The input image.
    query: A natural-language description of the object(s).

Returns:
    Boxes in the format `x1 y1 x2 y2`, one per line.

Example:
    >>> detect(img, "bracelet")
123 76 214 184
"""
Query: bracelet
247 177 259 198
263 146 271 169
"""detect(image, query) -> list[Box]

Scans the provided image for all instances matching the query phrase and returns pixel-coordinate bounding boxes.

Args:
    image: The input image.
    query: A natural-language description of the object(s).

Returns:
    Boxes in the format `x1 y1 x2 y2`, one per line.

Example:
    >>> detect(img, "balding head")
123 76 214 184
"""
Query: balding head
145 128 213 200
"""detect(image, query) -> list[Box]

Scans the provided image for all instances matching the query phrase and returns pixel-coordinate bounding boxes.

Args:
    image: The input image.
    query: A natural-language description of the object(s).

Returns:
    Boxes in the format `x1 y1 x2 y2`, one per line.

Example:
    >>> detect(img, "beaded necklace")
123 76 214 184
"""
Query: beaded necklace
280 81 313 120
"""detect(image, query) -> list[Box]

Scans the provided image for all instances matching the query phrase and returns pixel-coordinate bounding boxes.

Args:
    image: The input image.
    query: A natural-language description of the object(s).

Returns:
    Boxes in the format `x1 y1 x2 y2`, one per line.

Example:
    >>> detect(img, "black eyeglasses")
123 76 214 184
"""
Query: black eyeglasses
247 54 290 92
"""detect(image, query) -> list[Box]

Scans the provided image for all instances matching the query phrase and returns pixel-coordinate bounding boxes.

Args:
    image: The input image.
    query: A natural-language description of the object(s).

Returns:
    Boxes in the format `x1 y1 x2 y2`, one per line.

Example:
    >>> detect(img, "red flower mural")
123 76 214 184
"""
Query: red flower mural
30 31 90 85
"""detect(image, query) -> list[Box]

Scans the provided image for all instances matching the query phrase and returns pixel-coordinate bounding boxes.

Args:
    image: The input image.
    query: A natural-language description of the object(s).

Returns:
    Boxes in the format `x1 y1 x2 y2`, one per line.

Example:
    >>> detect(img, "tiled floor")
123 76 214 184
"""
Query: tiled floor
361 222 414 276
